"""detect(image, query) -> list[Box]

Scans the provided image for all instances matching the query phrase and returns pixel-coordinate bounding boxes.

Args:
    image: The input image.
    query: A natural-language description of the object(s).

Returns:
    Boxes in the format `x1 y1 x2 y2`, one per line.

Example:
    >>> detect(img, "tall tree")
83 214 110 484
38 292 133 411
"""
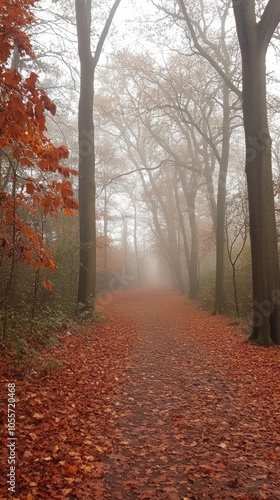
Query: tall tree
232 0 280 345
75 0 122 315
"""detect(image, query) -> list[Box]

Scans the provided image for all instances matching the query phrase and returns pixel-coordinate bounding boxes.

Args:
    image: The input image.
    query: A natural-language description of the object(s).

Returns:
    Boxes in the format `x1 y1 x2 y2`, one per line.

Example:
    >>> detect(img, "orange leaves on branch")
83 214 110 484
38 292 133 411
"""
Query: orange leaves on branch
40 89 56 116
43 280 53 292
60 180 74 199
0 0 78 277
4 70 21 88
58 146 69 160
0 204 58 273
0 0 36 60
25 181 35 195
25 71 38 87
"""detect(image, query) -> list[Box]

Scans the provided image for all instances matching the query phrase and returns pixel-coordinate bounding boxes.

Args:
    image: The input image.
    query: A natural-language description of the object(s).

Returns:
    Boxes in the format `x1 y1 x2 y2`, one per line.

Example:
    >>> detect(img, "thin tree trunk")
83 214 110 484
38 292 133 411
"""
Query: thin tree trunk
231 264 240 317
3 167 17 342
178 169 199 300
187 188 199 300
174 174 191 290
214 83 230 314
133 203 141 287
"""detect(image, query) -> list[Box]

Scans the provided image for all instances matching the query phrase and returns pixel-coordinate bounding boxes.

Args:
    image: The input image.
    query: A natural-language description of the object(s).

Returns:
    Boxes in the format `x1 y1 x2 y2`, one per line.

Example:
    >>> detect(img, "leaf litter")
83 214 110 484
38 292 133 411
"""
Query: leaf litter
1 287 280 499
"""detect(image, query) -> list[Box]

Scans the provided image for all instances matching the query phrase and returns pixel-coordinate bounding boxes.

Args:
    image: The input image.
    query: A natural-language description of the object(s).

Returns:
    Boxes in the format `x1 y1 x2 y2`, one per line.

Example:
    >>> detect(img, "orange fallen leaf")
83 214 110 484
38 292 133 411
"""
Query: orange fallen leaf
32 413 44 419
96 445 104 453
66 464 79 474
199 464 214 475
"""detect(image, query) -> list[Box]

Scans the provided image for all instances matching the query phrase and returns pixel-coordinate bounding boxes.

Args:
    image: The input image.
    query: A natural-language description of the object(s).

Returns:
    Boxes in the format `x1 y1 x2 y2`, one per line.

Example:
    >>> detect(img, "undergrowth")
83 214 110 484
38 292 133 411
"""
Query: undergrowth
1 304 108 381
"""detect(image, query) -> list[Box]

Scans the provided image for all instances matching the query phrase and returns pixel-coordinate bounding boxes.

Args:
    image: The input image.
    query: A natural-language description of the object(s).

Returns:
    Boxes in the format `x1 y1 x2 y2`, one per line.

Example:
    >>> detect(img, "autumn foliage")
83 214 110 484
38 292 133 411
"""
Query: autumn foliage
0 0 78 285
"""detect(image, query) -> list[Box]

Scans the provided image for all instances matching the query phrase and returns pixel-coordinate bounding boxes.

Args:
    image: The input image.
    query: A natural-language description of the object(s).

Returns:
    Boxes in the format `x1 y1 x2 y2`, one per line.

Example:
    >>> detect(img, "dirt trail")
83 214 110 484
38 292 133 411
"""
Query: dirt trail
89 287 280 500
1 287 280 500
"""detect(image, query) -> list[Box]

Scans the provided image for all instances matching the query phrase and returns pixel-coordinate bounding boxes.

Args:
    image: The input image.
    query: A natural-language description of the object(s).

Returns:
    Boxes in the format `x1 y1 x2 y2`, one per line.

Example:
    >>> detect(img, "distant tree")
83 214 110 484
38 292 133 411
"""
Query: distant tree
225 189 249 316
232 0 280 345
151 0 242 313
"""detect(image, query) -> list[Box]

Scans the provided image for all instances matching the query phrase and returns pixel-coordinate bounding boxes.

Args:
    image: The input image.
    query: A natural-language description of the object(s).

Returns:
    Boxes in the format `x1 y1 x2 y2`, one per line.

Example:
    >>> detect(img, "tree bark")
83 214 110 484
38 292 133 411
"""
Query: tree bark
187 184 199 300
75 0 122 314
174 173 191 292
214 83 230 314
233 0 280 345
76 0 96 313
177 168 199 300
132 201 141 287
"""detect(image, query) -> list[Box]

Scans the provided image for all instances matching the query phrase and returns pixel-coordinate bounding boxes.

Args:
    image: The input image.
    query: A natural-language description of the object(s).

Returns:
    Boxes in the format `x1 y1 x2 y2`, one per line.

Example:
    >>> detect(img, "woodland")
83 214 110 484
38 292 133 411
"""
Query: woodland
1 0 280 499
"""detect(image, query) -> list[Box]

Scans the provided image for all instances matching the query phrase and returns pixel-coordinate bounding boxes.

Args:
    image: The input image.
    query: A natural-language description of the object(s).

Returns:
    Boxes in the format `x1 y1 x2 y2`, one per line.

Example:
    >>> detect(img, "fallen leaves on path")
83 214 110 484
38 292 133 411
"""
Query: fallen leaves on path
0 310 138 499
1 287 280 499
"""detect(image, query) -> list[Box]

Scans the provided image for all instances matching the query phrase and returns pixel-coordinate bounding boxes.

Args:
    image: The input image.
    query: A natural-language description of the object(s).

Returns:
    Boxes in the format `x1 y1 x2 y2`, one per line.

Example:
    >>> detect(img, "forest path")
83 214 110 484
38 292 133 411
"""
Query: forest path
1 287 280 500
88 287 280 500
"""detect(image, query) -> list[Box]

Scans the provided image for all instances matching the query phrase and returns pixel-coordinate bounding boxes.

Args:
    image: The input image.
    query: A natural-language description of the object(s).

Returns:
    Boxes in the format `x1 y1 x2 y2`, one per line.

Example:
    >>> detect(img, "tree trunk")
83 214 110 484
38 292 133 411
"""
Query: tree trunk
231 264 240 317
76 0 96 313
103 186 108 277
233 0 280 345
133 202 141 287
147 169 184 293
244 53 280 345
213 83 230 314
174 174 191 291
177 169 199 300
75 0 122 314
187 188 199 300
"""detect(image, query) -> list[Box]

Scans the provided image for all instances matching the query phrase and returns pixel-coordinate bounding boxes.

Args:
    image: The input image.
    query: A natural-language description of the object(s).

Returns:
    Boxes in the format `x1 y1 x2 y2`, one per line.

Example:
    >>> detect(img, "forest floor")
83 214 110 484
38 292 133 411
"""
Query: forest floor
1 287 280 500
